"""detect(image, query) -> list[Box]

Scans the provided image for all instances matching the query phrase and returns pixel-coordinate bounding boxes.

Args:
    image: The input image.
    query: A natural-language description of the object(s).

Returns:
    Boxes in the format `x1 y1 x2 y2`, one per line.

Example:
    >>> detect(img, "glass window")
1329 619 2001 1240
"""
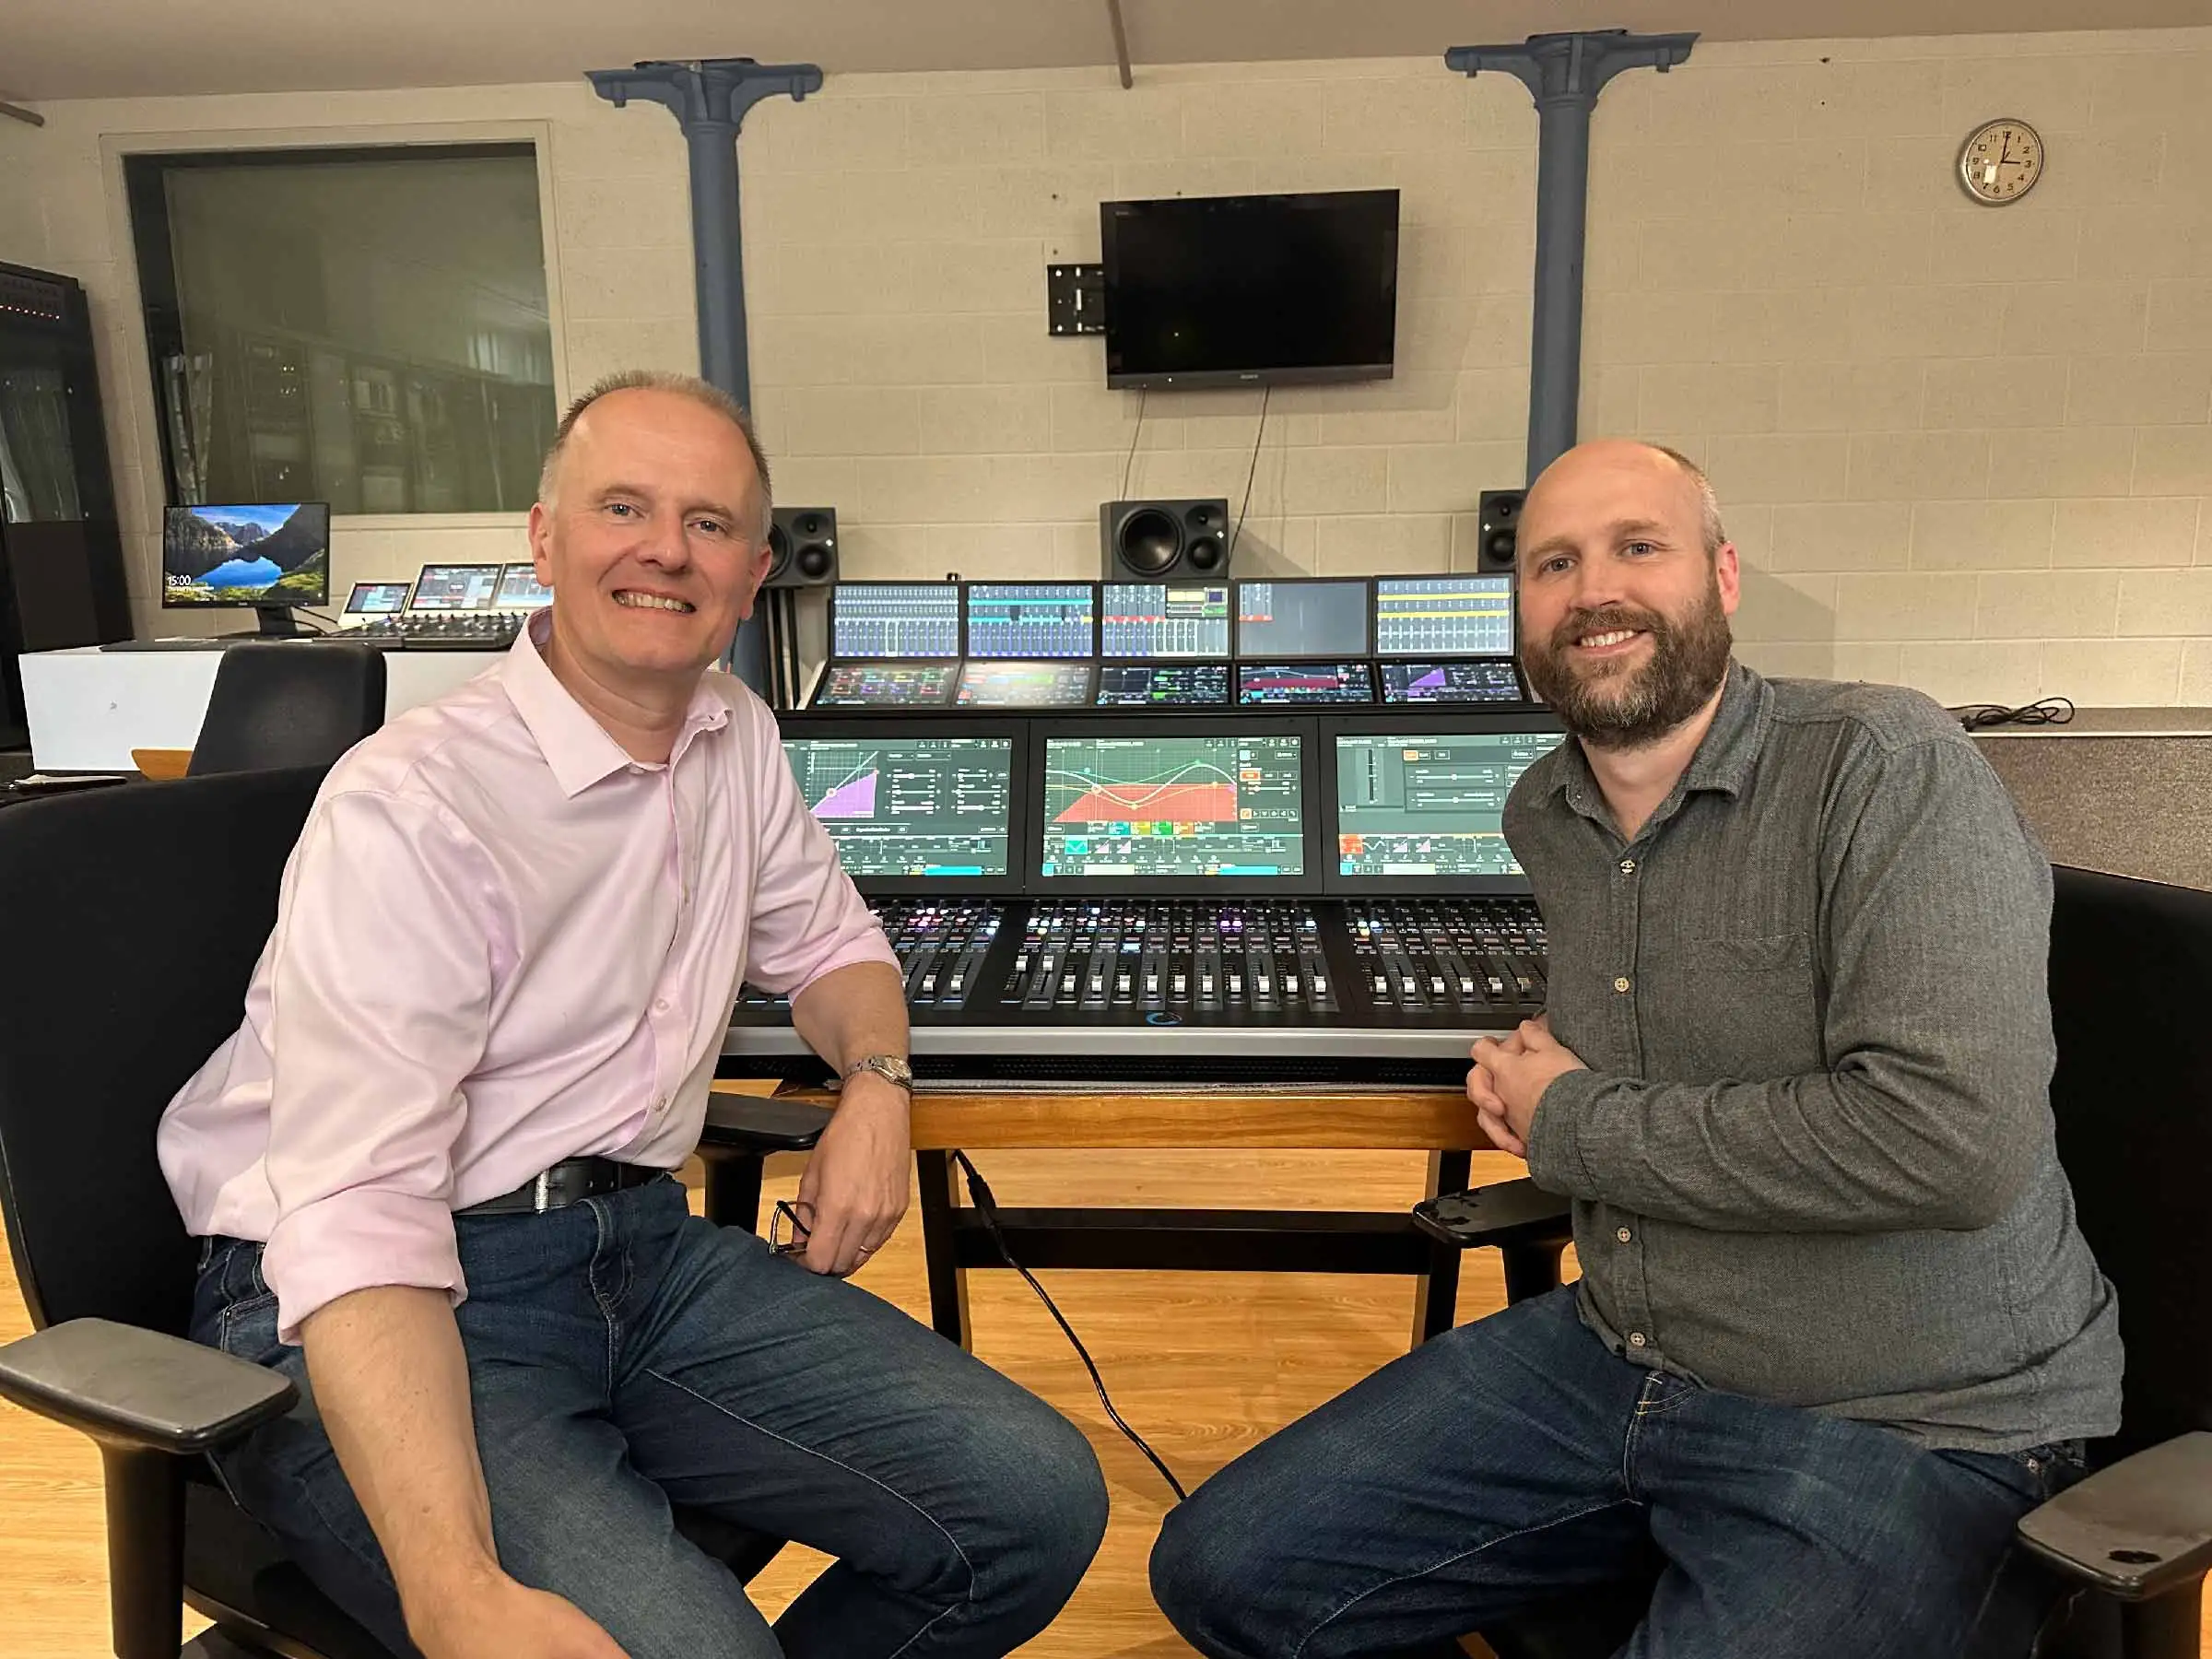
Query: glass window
124 144 559 514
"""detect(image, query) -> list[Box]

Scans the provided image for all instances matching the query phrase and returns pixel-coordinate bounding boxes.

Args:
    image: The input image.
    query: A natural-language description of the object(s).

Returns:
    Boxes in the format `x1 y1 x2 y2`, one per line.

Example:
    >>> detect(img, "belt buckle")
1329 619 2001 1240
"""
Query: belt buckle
532 1169 556 1213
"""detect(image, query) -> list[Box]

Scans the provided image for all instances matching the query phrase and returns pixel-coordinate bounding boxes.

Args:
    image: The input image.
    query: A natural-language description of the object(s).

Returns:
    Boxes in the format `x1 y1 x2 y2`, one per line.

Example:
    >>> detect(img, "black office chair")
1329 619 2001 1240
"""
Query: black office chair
0 767 829 1658
187 642 386 776
1428 864 2212 1659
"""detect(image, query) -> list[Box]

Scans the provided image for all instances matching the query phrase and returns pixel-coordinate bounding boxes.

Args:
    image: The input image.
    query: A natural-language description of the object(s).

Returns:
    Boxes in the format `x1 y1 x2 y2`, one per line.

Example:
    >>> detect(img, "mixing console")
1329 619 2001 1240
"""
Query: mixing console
730 894 1547 1073
733 707 1562 1081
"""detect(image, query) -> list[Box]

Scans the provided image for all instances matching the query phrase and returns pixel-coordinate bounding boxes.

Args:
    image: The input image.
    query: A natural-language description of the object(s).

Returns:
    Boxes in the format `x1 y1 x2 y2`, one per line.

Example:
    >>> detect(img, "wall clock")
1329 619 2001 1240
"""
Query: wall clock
1959 118 2044 205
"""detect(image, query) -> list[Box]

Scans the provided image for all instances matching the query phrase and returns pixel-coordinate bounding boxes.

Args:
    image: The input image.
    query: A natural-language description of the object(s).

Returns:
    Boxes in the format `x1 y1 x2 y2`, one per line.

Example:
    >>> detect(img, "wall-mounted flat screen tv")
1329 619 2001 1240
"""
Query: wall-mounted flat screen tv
1100 189 1399 391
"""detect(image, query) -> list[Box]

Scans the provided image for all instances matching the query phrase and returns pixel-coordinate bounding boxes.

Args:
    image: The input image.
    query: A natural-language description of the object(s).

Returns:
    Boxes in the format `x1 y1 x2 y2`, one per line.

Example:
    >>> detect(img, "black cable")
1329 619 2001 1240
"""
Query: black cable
1227 385 1270 570
1950 696 2074 731
1119 387 1147 502
949 1149 1189 1502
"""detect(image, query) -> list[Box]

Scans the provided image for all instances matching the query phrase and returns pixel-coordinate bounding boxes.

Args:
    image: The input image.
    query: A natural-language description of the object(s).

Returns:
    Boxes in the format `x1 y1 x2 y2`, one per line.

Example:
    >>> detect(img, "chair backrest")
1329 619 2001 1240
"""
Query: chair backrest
0 766 325 1335
188 642 384 776
2047 865 2212 1456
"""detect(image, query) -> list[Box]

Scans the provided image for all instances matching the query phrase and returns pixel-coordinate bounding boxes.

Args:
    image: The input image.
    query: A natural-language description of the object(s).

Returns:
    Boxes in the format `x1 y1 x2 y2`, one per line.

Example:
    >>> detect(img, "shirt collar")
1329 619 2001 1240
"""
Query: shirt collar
500 611 734 798
1540 659 1771 818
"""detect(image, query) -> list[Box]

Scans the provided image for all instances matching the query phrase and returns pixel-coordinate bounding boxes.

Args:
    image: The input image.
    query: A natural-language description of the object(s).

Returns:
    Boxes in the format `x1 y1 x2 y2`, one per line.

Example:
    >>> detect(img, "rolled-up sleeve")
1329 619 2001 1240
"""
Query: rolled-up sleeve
261 790 500 1342
740 718 897 997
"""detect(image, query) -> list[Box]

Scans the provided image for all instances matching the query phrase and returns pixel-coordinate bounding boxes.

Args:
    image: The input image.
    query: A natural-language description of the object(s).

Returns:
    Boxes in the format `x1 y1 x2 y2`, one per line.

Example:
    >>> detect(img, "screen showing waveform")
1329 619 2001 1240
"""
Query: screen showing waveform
1380 660 1524 704
1040 734 1305 878
782 735 1014 877
1236 660 1374 704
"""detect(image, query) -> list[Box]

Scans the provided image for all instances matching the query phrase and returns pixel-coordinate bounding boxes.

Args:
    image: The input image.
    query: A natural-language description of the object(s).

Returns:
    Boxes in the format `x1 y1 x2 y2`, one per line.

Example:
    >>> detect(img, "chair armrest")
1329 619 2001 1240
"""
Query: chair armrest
1412 1177 1575 1253
700 1095 834 1154
2016 1431 2212 1601
0 1317 296 1456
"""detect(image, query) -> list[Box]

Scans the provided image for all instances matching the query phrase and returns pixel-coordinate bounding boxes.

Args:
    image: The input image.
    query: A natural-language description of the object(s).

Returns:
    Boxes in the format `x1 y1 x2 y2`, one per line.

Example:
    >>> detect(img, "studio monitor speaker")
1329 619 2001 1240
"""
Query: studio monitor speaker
765 507 838 588
1100 498 1231 581
1477 488 1524 573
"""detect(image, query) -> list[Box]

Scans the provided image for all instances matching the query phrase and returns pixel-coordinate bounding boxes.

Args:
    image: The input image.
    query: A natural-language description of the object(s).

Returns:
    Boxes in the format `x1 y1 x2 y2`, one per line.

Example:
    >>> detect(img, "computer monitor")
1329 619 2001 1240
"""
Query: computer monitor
1379 661 1524 705
160 502 331 636
1234 578 1371 658
1101 582 1230 658
1328 725 1565 888
343 581 412 618
781 727 1021 889
954 660 1095 708
810 662 959 709
1373 575 1515 658
1237 661 1375 705
409 564 503 612
1034 722 1317 891
964 582 1098 659
830 582 962 659
1095 663 1230 707
496 563 555 610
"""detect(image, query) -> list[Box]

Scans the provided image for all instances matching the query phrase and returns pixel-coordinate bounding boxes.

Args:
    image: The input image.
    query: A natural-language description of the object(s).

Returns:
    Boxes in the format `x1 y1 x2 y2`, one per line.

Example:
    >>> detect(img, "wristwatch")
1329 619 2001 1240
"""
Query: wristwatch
842 1053 914 1096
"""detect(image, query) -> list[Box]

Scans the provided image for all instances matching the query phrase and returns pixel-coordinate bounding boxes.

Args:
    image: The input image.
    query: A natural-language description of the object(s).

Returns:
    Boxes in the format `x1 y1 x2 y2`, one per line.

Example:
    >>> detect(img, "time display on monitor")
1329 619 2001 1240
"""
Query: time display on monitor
1334 732 1563 877
1041 734 1305 877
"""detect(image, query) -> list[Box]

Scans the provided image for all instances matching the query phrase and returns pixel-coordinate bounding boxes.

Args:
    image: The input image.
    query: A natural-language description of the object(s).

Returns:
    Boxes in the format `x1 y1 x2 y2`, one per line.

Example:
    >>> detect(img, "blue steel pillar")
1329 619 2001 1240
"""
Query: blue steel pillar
1447 30 1696 483
587 57 822 693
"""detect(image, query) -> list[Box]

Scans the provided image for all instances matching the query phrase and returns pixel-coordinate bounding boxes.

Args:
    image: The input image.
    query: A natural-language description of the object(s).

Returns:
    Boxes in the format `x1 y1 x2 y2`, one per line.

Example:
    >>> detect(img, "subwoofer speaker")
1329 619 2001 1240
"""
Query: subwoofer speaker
1100 498 1231 581
765 507 838 588
1477 488 1524 572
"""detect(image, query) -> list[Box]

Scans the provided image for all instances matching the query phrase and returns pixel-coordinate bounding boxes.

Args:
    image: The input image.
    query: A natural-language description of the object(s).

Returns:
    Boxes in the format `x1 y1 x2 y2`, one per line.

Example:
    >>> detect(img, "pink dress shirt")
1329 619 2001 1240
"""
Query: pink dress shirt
158 614 895 1342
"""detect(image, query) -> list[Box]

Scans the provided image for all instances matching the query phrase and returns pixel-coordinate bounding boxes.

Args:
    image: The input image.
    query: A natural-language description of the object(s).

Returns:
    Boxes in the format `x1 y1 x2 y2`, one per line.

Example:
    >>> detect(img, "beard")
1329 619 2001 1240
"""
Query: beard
1523 576 1735 752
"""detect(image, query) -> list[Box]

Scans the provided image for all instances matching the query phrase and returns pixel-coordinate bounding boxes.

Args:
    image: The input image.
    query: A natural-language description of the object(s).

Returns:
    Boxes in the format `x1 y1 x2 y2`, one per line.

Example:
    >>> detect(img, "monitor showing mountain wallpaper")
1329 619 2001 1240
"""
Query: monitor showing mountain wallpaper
161 502 330 633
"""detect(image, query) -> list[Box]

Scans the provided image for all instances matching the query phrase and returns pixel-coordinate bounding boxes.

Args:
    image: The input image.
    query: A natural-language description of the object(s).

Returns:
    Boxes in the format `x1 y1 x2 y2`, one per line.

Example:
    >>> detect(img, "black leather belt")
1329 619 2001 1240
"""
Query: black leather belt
457 1157 667 1217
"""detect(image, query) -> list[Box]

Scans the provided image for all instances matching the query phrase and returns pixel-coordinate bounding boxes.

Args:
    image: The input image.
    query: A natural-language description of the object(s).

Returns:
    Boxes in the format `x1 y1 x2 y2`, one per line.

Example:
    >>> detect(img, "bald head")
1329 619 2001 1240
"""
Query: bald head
1524 441 1726 564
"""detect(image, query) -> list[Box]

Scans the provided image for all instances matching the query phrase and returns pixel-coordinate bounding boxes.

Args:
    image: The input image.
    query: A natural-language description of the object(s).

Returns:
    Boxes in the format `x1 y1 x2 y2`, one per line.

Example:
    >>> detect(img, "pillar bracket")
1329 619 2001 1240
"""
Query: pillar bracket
586 57 822 695
1446 29 1697 482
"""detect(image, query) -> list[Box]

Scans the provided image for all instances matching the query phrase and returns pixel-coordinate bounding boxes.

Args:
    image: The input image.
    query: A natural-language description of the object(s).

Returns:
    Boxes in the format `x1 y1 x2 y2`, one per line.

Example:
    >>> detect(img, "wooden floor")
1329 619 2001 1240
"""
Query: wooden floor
5 1151 2201 1657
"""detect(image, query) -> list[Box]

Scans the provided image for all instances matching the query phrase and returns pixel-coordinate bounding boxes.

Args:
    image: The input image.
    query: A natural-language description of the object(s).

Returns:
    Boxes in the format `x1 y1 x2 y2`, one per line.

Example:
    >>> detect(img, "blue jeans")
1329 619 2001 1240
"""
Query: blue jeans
1150 1288 2079 1659
193 1176 1107 1659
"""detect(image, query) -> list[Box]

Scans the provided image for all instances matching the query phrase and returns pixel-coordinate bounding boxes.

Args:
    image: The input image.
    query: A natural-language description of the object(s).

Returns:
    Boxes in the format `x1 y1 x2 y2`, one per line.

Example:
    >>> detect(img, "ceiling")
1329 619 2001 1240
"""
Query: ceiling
5 0 2210 101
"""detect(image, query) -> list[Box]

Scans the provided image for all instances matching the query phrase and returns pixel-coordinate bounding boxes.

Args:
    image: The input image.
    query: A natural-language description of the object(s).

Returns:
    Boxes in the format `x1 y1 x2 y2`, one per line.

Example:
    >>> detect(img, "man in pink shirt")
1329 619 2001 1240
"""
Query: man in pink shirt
159 371 1107 1659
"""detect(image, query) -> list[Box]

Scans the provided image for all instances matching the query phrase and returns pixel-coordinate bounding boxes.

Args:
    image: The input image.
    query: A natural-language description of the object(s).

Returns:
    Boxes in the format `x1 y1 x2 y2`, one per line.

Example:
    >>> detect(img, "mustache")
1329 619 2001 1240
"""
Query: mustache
1548 604 1669 653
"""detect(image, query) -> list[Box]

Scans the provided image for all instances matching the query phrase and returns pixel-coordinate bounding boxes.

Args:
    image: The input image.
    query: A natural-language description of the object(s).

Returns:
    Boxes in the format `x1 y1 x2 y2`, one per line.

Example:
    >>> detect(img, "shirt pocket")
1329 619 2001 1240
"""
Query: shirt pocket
1673 931 1823 1080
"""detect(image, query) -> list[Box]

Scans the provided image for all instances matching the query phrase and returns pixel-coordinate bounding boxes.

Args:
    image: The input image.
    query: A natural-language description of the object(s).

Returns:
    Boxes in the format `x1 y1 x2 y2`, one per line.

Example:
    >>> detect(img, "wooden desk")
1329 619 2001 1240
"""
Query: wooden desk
712 1079 1491 1350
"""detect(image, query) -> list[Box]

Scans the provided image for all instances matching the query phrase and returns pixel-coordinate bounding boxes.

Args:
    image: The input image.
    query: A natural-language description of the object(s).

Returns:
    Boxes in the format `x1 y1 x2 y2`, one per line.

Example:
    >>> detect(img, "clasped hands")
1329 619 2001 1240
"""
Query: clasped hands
1466 1015 1588 1159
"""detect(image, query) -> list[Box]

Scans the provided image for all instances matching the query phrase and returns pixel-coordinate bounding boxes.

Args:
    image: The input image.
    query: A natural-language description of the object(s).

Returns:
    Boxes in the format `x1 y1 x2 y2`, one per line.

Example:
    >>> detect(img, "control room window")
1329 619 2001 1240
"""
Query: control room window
124 143 558 515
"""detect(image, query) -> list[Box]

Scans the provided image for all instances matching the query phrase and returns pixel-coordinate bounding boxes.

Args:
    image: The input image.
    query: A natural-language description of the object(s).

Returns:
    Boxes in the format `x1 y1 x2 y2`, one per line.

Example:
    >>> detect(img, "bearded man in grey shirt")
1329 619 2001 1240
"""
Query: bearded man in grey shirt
1150 440 2122 1659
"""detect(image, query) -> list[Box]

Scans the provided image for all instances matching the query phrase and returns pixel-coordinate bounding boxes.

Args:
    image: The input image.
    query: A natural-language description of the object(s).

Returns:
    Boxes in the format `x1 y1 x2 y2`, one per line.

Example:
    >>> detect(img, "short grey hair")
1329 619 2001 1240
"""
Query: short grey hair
1644 442 1727 559
537 370 773 538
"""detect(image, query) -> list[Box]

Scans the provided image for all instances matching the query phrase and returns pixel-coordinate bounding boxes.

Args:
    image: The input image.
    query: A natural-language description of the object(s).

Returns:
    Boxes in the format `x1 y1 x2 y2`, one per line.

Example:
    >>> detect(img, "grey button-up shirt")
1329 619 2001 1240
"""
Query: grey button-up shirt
1512 662 2122 1453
